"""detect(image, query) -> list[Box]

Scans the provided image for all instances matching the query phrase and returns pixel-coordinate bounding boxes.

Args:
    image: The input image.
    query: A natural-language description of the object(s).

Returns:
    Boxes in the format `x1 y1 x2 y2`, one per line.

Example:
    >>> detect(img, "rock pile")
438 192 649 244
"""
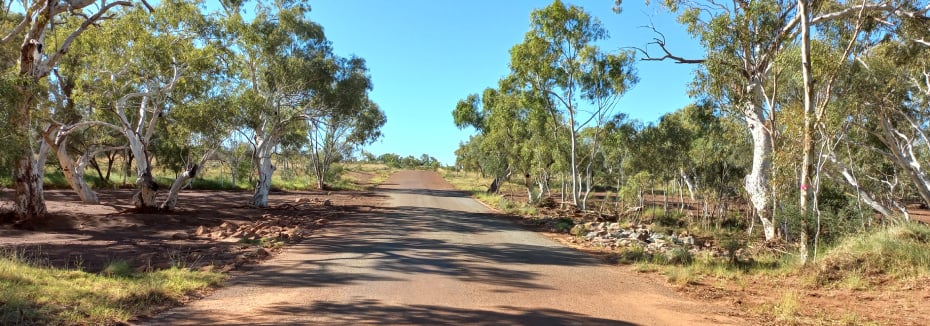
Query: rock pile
569 222 701 256
193 198 336 243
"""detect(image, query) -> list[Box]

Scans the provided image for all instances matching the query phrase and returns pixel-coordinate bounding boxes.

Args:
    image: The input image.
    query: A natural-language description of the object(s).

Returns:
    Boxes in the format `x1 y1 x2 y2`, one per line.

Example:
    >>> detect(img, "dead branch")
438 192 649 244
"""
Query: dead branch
633 25 705 64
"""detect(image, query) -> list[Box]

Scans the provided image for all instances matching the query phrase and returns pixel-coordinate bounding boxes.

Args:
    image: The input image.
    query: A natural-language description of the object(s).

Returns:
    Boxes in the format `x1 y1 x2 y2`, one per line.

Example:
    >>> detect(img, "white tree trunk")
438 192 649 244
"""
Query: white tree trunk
823 152 893 217
251 141 275 208
161 150 213 210
680 167 696 200
127 133 157 209
744 102 777 242
54 137 99 204
161 167 196 210
878 116 930 207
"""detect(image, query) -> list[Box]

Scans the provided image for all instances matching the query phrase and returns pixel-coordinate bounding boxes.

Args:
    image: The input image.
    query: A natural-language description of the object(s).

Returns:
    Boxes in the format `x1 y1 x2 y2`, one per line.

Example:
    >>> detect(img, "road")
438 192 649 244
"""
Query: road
143 170 739 325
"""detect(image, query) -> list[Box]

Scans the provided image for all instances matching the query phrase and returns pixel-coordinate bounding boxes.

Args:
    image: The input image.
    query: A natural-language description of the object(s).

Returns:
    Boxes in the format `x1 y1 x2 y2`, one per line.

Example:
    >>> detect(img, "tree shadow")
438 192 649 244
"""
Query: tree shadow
151 298 638 325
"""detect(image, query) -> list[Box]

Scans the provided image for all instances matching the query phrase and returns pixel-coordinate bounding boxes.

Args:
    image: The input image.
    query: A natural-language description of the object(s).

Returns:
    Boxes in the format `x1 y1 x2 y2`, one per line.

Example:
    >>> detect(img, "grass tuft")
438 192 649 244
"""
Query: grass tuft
813 223 930 286
101 260 134 278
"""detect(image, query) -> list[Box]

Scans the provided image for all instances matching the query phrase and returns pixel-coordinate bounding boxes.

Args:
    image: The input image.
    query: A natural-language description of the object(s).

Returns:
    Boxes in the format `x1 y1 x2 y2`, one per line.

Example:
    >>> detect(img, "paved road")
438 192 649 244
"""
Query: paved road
144 170 738 325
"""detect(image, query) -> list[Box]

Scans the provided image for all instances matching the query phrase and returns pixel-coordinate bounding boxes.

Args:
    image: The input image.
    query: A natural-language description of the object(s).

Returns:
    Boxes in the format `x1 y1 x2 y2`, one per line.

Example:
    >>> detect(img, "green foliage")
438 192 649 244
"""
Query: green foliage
553 218 574 233
378 153 440 170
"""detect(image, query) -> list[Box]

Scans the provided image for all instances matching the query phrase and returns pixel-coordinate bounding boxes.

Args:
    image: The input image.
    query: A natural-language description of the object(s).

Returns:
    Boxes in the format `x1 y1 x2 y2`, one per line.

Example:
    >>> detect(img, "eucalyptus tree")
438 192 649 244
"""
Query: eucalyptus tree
627 0 930 241
220 0 366 207
307 56 385 190
48 0 223 209
454 87 524 194
1 0 139 221
509 0 637 208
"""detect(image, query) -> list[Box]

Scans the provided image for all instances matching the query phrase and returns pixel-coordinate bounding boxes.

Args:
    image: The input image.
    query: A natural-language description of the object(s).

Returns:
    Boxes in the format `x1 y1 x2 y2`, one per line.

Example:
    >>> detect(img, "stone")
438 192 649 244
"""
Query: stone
210 230 227 239
584 231 600 240
633 231 650 242
570 224 586 236
171 232 189 240
194 225 206 236
220 221 238 231
323 199 332 206
681 236 695 246
254 248 270 259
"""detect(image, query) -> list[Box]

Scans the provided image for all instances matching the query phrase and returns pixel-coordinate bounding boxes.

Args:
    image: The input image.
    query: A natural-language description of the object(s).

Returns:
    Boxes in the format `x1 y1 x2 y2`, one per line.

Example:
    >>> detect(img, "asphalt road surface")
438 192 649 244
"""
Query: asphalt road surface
143 170 740 325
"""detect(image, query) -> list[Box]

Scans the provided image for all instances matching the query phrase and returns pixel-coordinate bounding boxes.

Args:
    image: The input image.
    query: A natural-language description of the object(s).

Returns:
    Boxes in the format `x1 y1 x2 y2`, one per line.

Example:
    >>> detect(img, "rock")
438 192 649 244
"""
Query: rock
171 232 190 240
220 221 238 231
314 218 328 226
681 236 695 246
210 230 227 239
607 222 621 231
633 231 650 242
323 199 332 206
254 248 270 259
570 224 586 236
194 225 206 236
584 231 600 240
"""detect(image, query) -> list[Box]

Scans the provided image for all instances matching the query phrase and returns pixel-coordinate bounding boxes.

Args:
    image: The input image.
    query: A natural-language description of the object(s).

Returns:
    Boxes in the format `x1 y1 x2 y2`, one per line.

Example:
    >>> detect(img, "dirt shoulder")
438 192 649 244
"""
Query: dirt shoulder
0 188 385 275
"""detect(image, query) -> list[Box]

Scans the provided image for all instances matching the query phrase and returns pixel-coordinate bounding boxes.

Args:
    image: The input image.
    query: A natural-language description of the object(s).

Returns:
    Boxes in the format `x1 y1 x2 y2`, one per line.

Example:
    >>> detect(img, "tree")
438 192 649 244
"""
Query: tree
307 56 385 189
480 0 636 207
50 0 223 209
633 0 930 242
1 0 137 222
220 0 342 207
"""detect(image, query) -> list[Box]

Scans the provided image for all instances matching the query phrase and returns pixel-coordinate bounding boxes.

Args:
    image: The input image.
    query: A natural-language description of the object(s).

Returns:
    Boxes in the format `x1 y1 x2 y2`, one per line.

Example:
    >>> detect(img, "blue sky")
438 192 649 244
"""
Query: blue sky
309 1 702 166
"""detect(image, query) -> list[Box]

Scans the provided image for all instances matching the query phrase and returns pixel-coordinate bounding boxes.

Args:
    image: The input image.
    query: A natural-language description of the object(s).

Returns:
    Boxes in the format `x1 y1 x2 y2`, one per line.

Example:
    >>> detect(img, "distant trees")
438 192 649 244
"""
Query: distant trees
374 153 440 170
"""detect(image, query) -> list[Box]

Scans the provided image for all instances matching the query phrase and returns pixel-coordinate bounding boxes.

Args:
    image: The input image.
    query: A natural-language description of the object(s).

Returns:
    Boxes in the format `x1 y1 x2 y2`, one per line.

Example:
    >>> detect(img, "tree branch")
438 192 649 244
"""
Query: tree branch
38 0 133 78
633 25 705 64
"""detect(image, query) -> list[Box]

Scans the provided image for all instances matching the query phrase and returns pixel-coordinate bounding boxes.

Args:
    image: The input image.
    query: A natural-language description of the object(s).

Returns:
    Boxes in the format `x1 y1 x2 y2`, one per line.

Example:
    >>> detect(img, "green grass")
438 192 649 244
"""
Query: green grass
441 169 541 215
0 252 224 325
812 222 930 286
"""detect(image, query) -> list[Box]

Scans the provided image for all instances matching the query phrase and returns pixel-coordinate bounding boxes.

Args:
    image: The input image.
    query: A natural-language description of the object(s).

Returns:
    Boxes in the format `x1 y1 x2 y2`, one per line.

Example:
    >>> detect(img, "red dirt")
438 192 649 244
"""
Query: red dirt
0 188 385 274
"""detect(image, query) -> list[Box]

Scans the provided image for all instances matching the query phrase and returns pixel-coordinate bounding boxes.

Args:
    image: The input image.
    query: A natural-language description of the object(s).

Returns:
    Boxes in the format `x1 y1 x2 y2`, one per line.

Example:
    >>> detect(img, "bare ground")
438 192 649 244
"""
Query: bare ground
0 188 385 275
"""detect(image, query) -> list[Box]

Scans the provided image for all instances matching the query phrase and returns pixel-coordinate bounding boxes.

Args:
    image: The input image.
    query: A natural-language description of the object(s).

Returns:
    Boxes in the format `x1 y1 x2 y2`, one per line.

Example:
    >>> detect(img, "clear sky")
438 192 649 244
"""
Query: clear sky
308 1 703 166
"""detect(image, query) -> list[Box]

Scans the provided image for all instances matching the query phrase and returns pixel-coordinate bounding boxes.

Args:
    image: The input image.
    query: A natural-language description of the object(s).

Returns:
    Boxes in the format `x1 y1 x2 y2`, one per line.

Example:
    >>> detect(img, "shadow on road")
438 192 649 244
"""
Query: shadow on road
157 298 639 325
223 186 603 292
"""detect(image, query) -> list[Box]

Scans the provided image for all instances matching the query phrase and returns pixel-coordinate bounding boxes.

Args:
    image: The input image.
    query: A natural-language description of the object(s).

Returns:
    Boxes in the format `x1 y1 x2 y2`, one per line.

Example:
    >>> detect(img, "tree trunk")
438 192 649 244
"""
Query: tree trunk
744 102 777 242
680 167 696 200
797 0 815 264
161 165 198 210
89 158 105 182
54 137 99 204
252 142 275 208
487 168 512 194
127 135 158 209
